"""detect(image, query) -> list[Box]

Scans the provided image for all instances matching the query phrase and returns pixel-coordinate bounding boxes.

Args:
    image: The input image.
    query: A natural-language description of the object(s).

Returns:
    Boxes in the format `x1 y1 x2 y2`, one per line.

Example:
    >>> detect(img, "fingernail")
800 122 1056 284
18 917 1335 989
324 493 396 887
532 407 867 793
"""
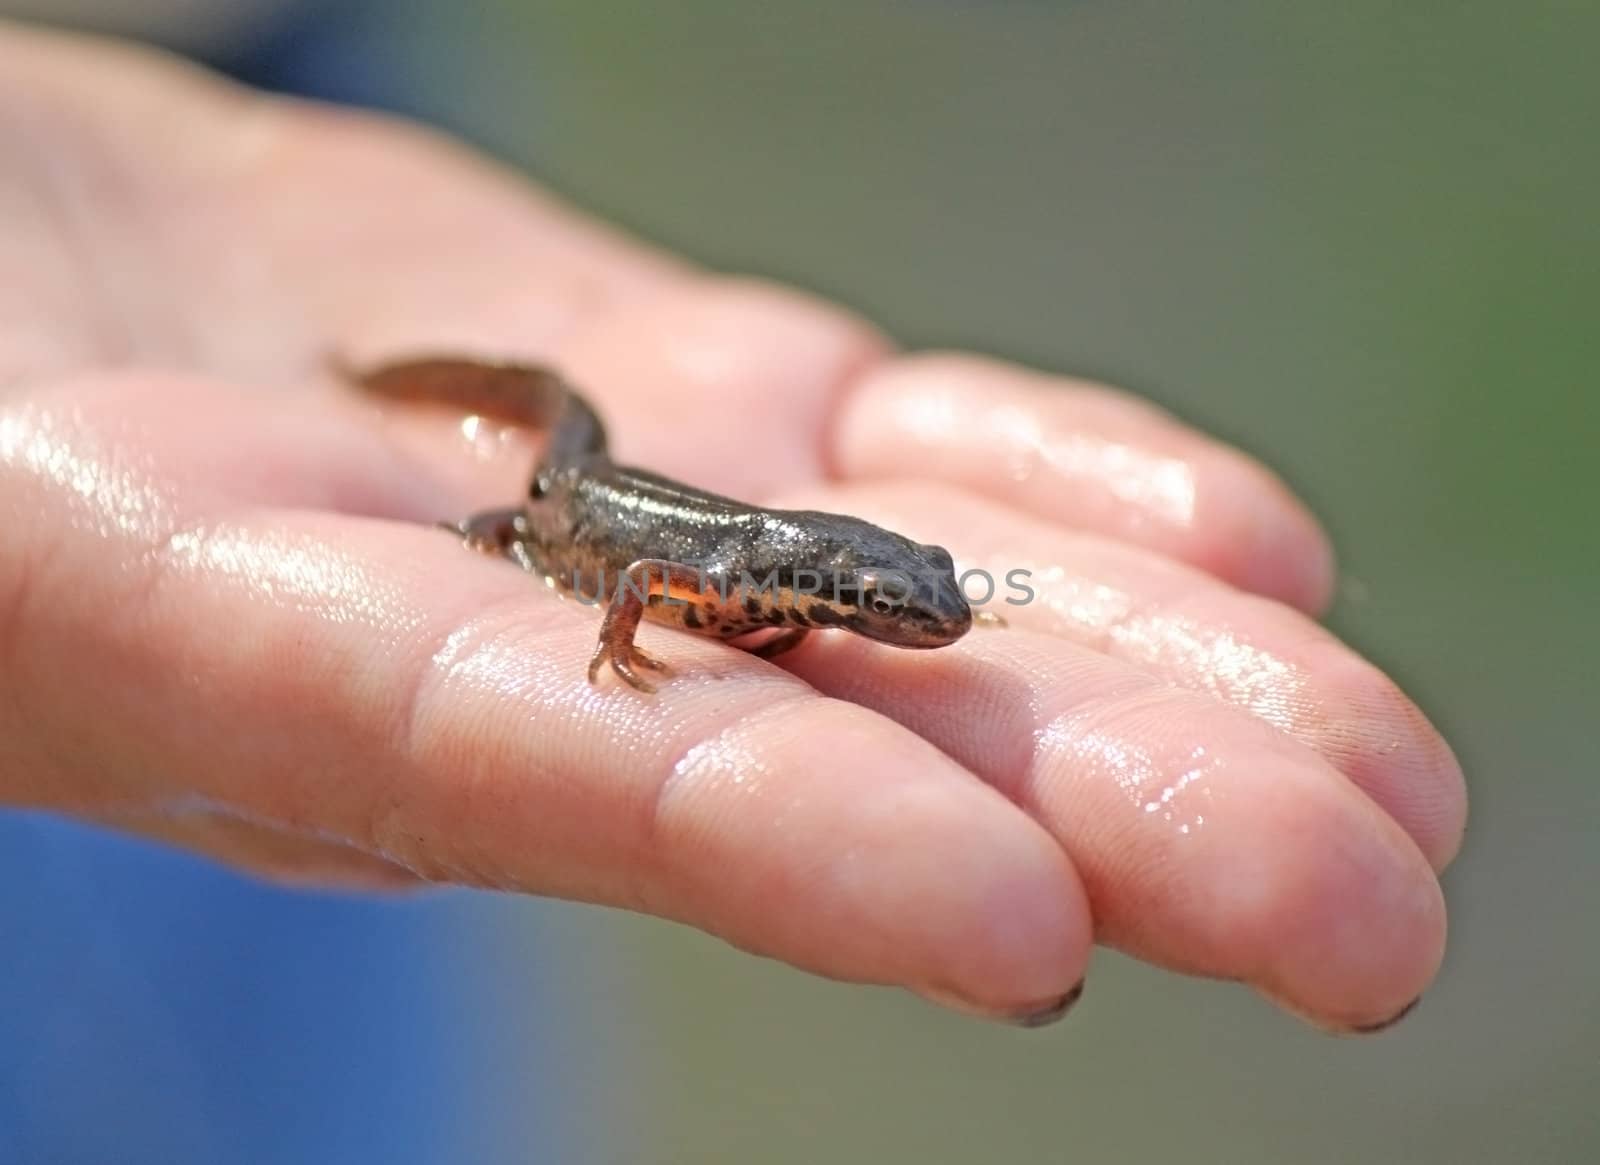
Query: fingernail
1347 996 1421 1035
919 980 1086 1028
1005 980 1086 1029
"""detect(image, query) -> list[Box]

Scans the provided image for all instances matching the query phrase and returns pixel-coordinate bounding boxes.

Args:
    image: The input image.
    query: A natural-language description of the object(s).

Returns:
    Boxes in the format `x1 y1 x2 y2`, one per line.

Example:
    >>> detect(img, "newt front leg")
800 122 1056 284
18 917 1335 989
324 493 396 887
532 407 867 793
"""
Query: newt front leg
588 559 719 693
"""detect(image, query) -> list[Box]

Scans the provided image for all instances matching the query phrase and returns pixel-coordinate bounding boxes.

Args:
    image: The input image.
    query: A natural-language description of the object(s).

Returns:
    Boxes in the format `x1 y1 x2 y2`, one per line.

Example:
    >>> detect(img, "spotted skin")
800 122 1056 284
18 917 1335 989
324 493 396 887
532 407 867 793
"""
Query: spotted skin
346 356 975 691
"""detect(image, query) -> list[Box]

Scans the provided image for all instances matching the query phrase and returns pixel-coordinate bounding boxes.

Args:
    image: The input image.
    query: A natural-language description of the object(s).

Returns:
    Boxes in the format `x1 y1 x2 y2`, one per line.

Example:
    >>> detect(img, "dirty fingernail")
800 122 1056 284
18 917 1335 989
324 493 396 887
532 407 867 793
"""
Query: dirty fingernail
918 980 1086 1029
1347 996 1421 1035
1005 981 1086 1028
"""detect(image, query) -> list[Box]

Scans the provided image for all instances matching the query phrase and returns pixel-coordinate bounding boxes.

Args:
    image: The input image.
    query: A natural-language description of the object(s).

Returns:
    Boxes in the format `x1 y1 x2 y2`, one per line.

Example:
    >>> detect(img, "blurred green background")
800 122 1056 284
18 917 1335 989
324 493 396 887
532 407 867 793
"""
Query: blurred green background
418 4 1599 1161
35 1 1600 1160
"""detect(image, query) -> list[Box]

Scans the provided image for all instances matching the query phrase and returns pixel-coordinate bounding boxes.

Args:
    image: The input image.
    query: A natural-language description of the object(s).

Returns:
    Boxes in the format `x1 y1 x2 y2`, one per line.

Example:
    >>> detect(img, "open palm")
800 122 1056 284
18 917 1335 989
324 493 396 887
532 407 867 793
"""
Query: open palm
0 24 1464 1030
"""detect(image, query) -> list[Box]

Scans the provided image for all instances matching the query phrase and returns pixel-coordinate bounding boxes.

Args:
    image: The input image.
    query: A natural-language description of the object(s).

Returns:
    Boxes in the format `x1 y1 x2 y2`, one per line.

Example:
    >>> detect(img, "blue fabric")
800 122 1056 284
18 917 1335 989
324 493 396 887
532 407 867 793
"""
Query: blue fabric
216 1 423 112
0 813 563 1163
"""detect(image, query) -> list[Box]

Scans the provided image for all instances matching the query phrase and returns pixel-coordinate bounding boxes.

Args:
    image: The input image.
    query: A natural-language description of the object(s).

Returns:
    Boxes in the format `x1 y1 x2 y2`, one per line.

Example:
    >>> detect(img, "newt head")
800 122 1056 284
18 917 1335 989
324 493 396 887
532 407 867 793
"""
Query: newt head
818 530 973 649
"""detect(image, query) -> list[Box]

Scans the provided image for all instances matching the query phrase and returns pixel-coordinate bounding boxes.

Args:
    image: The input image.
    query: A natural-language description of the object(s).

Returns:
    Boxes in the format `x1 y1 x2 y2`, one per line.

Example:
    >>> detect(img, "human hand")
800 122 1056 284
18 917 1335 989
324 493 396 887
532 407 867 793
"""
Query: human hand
0 24 1464 1031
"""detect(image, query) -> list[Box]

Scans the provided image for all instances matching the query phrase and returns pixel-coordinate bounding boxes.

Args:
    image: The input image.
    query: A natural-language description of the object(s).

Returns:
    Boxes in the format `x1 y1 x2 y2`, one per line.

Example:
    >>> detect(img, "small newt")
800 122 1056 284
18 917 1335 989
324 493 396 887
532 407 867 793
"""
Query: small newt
344 356 973 692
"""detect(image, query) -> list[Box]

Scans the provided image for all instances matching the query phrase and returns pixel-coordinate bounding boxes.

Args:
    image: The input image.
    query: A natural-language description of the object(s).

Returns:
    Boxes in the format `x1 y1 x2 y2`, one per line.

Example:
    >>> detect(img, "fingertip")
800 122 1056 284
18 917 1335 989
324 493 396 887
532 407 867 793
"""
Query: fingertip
1195 449 1338 614
831 353 1339 610
1240 801 1449 1031
1308 651 1470 873
554 274 891 498
651 706 1094 1012
903 801 1094 1013
803 773 1096 1013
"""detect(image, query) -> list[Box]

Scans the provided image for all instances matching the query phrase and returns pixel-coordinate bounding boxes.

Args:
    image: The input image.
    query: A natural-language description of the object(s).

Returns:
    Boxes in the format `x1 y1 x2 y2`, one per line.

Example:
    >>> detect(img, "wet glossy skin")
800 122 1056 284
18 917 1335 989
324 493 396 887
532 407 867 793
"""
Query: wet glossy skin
347 356 973 690
0 24 1470 1041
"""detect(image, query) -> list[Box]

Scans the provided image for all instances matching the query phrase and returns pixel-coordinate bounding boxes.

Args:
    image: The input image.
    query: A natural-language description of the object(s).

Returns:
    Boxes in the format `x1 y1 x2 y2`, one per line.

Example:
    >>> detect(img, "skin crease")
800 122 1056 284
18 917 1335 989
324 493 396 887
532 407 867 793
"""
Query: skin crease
0 23 1466 1031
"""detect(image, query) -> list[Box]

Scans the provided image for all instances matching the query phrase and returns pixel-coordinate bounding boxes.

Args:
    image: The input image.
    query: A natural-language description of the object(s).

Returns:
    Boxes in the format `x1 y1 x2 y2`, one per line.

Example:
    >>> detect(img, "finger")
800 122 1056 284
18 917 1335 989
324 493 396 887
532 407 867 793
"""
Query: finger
0 373 1092 1018
0 23 895 513
334 276 892 510
771 480 1466 871
548 278 891 499
773 627 1446 1032
0 22 690 382
86 807 426 892
830 353 1337 612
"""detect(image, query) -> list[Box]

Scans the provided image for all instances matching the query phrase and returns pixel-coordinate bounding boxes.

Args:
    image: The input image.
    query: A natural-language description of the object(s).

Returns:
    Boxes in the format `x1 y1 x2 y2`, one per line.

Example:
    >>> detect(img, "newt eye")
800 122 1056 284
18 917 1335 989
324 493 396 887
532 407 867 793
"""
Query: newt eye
865 590 899 616
858 568 912 616
529 474 549 500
